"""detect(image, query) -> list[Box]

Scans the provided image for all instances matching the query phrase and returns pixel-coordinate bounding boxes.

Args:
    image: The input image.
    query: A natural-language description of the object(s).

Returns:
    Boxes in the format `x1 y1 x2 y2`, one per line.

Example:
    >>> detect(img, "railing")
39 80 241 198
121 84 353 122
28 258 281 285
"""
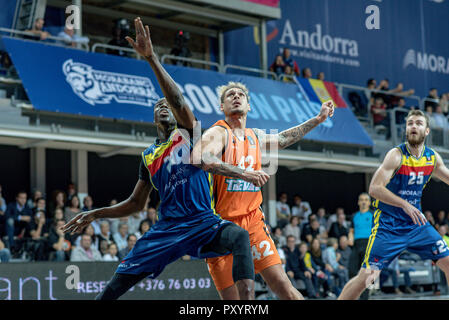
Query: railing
161 54 221 71
91 43 140 59
0 27 89 51
223 64 277 79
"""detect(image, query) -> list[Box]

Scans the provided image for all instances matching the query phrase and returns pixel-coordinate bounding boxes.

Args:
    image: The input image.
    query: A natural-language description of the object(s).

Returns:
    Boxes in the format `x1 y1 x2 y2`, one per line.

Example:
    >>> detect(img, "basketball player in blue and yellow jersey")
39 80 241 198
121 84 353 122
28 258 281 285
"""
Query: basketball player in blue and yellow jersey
339 109 449 299
62 17 257 300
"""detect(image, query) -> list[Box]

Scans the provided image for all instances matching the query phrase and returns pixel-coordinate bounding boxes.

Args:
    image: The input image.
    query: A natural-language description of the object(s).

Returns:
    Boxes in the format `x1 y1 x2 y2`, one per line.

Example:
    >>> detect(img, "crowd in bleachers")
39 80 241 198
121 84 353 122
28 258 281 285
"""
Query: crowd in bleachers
0 183 158 264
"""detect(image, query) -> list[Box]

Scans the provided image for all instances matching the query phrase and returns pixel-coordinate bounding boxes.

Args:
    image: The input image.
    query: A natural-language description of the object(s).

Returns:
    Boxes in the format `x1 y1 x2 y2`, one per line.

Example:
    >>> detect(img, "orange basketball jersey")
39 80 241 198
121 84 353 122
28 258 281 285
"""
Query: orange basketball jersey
212 120 263 219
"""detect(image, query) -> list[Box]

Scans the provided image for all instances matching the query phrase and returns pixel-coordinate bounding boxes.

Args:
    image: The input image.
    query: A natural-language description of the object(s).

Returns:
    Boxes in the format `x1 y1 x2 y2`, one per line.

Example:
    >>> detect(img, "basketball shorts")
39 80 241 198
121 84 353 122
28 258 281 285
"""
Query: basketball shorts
207 208 282 291
116 213 231 278
362 210 449 270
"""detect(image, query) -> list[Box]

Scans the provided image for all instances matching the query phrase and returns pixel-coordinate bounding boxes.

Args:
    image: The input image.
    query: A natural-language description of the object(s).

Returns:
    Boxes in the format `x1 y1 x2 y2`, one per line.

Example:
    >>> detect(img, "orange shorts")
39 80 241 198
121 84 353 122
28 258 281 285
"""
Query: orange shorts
207 208 282 291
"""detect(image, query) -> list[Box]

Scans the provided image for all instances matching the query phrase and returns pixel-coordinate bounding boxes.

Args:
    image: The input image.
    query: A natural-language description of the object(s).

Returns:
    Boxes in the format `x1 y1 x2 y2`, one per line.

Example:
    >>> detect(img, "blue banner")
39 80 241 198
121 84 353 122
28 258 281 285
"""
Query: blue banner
2 37 372 146
224 0 449 98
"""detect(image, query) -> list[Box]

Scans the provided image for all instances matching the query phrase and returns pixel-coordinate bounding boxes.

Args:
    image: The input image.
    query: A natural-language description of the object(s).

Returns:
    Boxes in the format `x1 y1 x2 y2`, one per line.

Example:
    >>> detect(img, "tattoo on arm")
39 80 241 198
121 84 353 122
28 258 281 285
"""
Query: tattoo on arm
278 118 320 149
196 152 245 179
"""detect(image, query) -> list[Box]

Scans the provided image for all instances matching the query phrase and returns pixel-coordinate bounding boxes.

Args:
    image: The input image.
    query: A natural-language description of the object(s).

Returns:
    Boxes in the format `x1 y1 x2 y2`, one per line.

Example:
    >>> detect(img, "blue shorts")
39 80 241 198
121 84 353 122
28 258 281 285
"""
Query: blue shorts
362 210 449 270
116 213 231 277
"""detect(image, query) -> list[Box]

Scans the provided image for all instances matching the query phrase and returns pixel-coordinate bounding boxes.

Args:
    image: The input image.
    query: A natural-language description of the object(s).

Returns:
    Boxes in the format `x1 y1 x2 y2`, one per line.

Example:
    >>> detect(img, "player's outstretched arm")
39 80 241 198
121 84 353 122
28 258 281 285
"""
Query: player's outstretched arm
432 152 449 185
369 148 427 226
126 17 195 129
191 126 270 187
61 180 153 234
254 100 334 150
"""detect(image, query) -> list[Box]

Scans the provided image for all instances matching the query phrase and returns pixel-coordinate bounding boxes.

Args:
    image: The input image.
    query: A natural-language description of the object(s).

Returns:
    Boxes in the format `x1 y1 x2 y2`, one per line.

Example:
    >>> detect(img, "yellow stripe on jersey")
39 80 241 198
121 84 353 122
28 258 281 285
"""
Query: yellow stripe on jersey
208 172 219 217
142 152 157 191
363 209 381 269
401 154 435 167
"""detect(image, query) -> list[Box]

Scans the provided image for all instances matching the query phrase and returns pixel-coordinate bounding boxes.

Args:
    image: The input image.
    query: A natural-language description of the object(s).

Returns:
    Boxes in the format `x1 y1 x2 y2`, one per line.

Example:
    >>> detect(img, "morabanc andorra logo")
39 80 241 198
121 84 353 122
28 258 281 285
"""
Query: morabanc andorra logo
62 59 160 106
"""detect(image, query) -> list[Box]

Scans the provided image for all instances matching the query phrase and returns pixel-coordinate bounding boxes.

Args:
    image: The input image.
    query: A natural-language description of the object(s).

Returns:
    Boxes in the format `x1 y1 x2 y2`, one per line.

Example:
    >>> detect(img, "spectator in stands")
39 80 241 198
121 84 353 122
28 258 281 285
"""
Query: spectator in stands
33 197 46 219
303 218 326 243
432 105 448 130
102 242 119 262
70 234 102 262
135 219 151 240
284 235 317 298
269 54 286 77
5 191 33 252
75 224 99 250
379 256 415 295
435 210 449 228
29 207 49 260
66 183 77 204
276 192 291 229
99 239 109 256
111 216 129 234
438 224 449 247
64 195 81 224
48 208 64 229
337 235 351 269
0 238 11 262
326 207 346 232
424 210 436 227
298 241 328 298
302 67 312 79
425 88 440 111
107 18 132 57
113 221 129 251
118 234 137 261
147 207 158 226
282 65 296 83
274 238 287 271
328 212 349 239
272 226 287 248
25 18 50 41
316 207 327 228
82 195 94 212
27 189 43 209
170 30 192 66
291 194 312 223
310 237 335 294
283 216 301 244
317 72 325 81
425 106 437 128
48 219 71 261
370 96 391 138
439 93 449 115
48 190 66 218
282 48 300 76
322 237 349 295
127 211 143 236
97 220 114 246
110 198 118 206
57 26 90 48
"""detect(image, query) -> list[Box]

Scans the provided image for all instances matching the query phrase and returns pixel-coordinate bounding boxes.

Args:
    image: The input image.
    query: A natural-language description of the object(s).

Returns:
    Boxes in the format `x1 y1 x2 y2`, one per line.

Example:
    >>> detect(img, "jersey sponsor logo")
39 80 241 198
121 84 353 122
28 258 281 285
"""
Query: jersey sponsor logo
398 190 422 197
225 178 261 192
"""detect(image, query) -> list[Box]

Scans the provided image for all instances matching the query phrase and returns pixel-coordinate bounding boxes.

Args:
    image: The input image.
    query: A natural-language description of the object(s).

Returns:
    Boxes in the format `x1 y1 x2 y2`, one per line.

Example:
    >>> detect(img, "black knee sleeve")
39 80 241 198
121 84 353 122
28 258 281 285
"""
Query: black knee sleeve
96 272 150 300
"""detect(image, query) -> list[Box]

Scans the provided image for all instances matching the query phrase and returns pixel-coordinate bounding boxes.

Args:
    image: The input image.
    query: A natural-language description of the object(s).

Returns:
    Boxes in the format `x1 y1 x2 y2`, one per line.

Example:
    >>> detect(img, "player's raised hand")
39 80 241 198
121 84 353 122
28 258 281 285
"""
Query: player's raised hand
125 17 154 59
402 202 427 226
61 211 96 235
242 170 270 187
316 100 335 123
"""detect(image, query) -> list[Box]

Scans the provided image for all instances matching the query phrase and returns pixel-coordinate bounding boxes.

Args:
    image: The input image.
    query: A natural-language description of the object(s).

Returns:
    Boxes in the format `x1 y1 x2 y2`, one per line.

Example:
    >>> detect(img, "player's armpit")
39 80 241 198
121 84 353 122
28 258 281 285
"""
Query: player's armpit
191 126 227 167
432 151 449 185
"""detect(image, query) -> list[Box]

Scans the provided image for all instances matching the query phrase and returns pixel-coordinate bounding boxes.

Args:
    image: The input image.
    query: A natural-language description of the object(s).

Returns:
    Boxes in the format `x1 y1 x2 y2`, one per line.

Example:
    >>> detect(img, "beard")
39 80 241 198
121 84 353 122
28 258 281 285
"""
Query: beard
406 130 426 147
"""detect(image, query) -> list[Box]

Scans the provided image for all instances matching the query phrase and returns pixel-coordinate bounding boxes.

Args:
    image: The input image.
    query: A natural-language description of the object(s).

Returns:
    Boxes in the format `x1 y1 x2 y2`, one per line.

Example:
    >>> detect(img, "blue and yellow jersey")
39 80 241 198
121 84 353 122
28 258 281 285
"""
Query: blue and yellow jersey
373 143 436 224
141 128 217 220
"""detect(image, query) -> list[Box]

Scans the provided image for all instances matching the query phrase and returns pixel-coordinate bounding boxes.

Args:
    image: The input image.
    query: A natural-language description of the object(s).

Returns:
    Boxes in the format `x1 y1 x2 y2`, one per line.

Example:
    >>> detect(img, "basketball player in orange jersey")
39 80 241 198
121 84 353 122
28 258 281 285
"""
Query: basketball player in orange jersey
191 82 334 299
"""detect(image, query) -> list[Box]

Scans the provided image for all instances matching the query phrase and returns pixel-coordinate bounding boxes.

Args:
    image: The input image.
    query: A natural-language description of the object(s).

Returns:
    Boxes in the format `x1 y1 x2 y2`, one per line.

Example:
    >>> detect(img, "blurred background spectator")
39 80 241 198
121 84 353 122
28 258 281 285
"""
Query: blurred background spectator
170 30 192 66
24 18 50 41
57 26 90 48
70 234 102 262
107 18 132 57
269 54 285 78
118 234 137 261
276 192 290 228
282 48 300 76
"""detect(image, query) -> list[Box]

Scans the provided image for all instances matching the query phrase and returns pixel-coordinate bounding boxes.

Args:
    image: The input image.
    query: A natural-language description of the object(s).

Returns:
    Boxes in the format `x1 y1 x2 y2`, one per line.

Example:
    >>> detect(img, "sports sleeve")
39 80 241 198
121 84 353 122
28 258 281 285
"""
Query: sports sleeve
139 159 151 183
